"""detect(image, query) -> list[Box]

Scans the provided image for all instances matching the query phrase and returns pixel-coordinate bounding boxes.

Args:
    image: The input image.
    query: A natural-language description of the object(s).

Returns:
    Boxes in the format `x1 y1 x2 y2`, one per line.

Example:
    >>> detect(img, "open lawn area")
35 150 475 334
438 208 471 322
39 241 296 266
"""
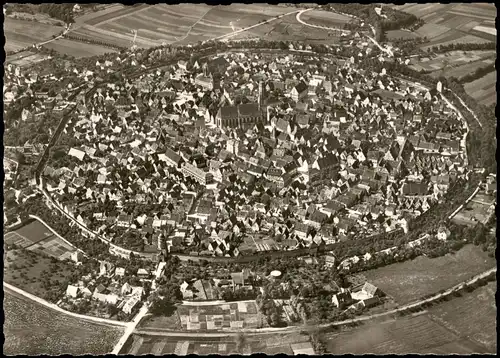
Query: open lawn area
361 245 495 304
428 281 496 353
324 313 490 354
4 290 124 355
4 18 63 52
464 70 497 106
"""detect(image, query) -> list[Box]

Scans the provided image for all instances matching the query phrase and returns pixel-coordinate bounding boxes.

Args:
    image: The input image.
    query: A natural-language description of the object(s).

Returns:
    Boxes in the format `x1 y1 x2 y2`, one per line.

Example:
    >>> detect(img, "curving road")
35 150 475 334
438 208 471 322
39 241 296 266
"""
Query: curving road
295 9 351 35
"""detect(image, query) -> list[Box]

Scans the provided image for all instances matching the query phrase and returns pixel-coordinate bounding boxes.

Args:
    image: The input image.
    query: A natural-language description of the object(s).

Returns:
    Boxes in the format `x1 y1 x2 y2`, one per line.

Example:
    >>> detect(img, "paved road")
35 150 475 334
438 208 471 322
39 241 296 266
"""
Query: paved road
211 9 303 42
112 304 150 354
295 9 350 35
4 282 128 327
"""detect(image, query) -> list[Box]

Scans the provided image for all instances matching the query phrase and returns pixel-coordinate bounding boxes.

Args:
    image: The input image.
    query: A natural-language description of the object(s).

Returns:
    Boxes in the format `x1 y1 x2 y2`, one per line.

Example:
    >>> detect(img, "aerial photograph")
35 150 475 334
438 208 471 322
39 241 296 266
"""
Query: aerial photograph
3 2 497 356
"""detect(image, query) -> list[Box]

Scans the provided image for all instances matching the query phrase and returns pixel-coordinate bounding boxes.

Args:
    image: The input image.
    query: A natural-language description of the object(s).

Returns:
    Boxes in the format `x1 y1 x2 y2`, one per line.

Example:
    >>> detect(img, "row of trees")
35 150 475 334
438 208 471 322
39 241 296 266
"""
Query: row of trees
458 63 495 84
428 41 496 53
63 34 126 52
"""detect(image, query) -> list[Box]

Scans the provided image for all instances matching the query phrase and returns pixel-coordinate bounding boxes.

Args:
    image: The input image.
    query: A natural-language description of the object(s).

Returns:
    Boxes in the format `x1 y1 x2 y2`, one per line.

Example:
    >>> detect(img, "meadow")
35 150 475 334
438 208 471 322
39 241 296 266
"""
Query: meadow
4 290 124 355
361 245 495 304
4 17 63 52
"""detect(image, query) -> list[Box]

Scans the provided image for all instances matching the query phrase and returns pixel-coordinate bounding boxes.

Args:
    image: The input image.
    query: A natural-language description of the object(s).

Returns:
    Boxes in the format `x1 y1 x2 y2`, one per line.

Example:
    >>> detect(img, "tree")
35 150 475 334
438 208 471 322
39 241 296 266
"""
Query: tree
150 297 177 317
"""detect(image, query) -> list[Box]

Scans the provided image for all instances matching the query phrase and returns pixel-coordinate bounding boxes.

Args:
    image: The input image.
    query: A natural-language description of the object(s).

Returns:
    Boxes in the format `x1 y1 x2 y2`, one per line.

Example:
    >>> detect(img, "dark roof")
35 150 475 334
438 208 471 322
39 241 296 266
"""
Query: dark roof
238 103 261 117
165 148 181 164
220 105 239 120
295 81 307 94
402 182 428 195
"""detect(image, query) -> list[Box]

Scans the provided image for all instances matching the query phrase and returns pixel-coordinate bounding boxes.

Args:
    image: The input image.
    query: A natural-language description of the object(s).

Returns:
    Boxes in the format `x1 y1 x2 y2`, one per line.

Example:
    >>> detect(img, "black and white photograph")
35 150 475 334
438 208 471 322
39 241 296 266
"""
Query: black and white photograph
3 2 497 355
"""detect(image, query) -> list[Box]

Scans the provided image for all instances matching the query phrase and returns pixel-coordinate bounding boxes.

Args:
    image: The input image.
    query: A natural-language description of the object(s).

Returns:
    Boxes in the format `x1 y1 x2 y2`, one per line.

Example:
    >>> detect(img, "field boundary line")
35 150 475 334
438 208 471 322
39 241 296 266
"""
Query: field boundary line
27 214 89 257
3 282 128 327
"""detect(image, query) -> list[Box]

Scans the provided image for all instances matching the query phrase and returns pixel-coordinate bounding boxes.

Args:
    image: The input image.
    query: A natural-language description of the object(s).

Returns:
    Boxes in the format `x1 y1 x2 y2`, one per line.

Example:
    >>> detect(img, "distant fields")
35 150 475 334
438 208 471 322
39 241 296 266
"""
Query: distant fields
43 38 117 58
428 281 497 352
4 18 62 52
362 245 495 304
464 70 497 106
408 50 496 81
47 4 351 57
392 3 496 49
324 313 492 354
4 290 124 355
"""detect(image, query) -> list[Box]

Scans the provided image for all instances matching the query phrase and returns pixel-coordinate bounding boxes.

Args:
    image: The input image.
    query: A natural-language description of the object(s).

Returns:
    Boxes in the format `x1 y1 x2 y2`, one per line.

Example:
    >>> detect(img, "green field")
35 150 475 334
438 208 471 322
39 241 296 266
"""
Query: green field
361 245 495 304
4 290 124 355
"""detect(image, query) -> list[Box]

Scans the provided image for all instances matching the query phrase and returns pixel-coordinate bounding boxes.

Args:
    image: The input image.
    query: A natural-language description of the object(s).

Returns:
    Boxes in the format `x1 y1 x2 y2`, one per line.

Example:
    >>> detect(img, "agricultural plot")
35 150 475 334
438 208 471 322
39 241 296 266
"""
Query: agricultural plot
4 18 63 52
464 70 497 106
324 314 487 354
10 220 54 246
428 281 497 353
386 30 420 40
27 235 77 261
362 245 495 304
42 38 117 58
428 59 495 80
176 301 262 331
400 4 495 49
4 290 124 356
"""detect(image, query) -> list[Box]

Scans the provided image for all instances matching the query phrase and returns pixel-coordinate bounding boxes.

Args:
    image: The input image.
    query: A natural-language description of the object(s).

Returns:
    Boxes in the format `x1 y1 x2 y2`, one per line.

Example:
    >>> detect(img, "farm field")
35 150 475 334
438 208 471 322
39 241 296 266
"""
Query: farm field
4 18 63 52
123 332 310 355
386 29 420 40
409 50 496 73
324 313 490 354
4 219 54 247
361 245 495 304
4 290 124 355
68 4 327 48
42 38 117 58
393 3 495 49
464 70 497 106
5 51 50 68
428 281 497 353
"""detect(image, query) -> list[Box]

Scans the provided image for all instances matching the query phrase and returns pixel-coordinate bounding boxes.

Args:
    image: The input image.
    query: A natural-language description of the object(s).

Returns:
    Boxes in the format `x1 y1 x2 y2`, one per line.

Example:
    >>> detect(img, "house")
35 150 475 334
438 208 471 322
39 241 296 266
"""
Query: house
70 251 83 263
332 290 353 308
137 268 149 278
162 148 182 168
195 73 214 90
325 255 336 268
231 269 251 286
66 285 79 298
115 267 126 276
290 82 308 102
436 226 450 241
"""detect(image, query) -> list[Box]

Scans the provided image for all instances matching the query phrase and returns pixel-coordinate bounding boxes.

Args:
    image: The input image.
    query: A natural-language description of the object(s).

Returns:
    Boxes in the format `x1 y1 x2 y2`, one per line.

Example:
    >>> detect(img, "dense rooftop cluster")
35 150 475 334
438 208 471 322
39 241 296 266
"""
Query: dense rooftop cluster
40 47 467 256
